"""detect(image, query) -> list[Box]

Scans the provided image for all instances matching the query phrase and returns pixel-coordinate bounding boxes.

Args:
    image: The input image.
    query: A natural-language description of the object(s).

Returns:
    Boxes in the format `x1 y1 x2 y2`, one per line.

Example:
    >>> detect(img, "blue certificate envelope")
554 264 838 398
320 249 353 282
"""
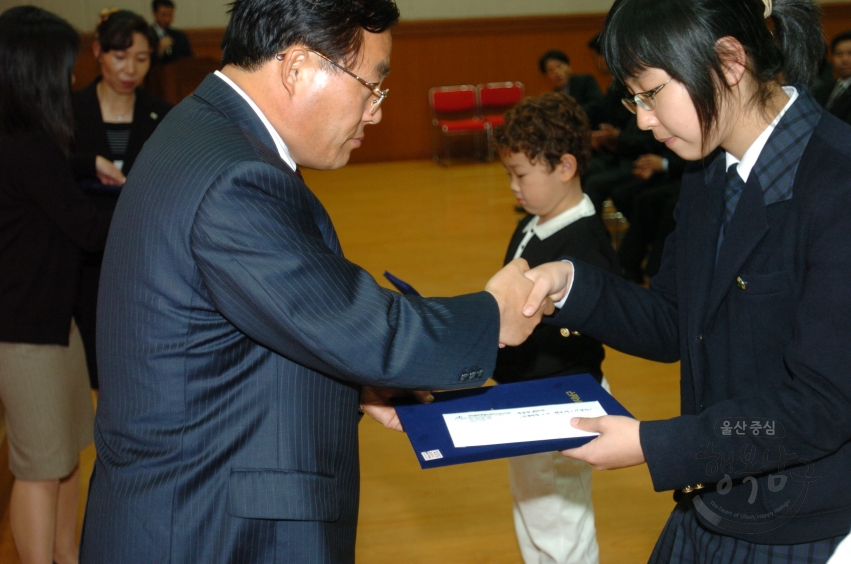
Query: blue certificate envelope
383 271 422 296
395 373 632 469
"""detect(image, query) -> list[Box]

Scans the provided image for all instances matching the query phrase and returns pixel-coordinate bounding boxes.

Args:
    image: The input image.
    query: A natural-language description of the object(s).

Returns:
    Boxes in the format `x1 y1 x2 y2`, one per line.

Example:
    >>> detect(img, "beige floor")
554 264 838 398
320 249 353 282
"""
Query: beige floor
1 160 681 563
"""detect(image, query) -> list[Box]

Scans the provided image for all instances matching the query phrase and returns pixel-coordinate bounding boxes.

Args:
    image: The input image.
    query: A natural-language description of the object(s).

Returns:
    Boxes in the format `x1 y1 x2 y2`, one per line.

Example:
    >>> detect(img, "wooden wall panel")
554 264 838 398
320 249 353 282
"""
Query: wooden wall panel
70 3 851 164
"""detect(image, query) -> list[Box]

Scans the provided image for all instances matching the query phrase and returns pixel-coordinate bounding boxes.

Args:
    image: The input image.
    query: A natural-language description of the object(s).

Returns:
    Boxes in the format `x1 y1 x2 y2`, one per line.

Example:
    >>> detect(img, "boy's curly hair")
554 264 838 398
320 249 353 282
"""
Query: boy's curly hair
493 92 592 175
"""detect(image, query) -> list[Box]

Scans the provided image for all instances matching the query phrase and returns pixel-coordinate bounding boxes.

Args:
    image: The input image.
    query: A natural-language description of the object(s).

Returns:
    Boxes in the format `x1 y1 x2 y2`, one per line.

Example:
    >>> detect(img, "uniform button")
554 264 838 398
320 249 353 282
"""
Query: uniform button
695 334 703 343
560 328 571 337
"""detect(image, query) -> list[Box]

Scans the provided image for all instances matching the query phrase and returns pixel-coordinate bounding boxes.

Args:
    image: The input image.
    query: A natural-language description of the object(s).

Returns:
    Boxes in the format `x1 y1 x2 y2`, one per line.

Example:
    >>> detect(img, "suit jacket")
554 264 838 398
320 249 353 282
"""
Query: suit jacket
819 82 851 124
552 91 851 544
558 74 603 125
79 74 499 564
0 131 110 345
157 27 193 64
493 214 617 384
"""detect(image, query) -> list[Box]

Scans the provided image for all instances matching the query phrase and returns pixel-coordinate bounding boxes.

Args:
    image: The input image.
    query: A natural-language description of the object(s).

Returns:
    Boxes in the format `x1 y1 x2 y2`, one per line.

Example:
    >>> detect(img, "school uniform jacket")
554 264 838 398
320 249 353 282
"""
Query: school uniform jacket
550 88 851 545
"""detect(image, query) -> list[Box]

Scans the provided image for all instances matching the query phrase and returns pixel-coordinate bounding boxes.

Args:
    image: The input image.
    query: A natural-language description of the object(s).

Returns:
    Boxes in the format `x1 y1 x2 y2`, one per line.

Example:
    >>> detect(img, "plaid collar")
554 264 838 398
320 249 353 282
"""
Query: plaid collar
750 85 822 205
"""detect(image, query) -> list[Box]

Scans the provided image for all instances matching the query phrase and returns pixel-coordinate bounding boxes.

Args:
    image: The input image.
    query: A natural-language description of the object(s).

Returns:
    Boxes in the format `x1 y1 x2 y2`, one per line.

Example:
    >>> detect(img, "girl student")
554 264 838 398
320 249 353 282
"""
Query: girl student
520 0 851 561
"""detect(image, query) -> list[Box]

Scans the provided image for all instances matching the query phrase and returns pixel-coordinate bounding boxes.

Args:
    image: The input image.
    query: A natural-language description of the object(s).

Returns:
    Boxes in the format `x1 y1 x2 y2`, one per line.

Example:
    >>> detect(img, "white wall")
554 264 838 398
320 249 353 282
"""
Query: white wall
0 0 849 33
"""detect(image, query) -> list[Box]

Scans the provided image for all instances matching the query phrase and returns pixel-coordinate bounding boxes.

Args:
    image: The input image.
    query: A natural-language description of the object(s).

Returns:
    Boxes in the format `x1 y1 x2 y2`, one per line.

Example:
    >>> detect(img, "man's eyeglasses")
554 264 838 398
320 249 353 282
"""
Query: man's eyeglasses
621 77 672 114
276 49 388 115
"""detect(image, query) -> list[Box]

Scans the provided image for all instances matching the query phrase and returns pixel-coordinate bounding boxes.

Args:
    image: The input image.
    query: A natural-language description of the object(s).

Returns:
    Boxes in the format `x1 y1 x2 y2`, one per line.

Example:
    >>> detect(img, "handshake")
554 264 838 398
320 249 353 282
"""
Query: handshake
362 258 576 432
484 258 575 347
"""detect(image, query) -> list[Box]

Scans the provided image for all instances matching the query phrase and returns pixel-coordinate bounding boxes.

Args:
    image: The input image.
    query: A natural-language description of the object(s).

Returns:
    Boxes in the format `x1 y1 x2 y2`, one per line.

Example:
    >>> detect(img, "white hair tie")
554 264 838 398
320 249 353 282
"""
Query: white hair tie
763 0 773 18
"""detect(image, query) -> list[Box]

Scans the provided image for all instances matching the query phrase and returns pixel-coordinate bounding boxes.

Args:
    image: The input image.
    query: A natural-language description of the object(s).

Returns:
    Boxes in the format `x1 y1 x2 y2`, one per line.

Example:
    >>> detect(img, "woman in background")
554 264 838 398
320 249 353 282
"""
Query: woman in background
73 9 172 388
0 7 111 564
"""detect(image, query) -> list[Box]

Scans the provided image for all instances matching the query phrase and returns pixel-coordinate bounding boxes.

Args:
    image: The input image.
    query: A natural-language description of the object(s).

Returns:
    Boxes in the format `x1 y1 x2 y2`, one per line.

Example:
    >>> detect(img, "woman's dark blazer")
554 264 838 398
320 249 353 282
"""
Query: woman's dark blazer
72 78 173 192
71 79 172 385
0 131 110 345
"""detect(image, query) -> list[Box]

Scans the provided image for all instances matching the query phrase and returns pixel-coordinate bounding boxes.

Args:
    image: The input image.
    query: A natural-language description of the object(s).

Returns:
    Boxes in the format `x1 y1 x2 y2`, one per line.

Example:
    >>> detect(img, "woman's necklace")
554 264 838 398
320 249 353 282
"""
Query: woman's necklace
97 82 135 123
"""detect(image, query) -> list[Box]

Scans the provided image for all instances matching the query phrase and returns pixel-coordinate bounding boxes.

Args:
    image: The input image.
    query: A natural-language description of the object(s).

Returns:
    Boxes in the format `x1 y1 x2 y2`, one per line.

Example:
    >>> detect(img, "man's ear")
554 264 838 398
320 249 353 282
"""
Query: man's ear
92 41 102 60
716 36 747 87
278 46 310 97
558 153 578 183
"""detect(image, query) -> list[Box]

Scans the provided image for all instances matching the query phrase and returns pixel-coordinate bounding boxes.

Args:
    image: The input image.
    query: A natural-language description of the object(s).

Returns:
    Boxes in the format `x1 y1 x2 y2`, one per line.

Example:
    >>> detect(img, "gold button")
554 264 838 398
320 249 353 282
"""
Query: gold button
681 483 705 493
560 328 570 337
736 276 747 290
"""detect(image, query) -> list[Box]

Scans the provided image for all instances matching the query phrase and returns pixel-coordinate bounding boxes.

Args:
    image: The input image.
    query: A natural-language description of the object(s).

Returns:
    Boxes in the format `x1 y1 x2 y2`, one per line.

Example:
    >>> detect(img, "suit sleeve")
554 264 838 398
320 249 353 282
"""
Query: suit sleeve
189 161 500 389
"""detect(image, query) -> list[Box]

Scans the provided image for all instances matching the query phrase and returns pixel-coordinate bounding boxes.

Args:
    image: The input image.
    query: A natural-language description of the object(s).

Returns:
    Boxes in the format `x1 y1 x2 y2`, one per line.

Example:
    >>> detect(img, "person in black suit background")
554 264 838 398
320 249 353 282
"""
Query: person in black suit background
538 49 604 127
0 7 111 564
78 1 548 562
813 30 851 125
151 0 193 64
72 9 173 388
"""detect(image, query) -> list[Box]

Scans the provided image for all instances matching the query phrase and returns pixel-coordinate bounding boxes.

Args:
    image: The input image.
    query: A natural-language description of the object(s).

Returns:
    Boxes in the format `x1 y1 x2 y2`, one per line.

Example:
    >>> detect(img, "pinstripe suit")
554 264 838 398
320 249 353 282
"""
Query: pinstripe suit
79 74 499 564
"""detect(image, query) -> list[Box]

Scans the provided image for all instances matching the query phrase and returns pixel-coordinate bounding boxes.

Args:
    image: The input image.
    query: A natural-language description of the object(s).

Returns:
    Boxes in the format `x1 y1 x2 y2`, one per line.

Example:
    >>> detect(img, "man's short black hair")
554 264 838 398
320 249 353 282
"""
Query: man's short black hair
538 49 570 74
832 30 851 53
222 0 400 71
152 0 175 12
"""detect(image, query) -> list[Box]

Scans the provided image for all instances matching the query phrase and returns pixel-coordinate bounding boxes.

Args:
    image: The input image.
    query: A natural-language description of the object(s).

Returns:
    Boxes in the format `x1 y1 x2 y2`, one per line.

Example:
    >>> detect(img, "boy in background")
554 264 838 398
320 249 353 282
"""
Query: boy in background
493 92 618 564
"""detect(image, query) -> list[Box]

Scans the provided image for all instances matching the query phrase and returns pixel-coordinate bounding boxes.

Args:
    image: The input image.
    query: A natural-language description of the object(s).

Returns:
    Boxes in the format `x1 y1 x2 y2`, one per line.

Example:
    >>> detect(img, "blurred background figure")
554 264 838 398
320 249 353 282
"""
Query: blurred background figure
538 49 603 127
151 0 193 64
0 6 111 564
814 30 851 124
72 9 173 388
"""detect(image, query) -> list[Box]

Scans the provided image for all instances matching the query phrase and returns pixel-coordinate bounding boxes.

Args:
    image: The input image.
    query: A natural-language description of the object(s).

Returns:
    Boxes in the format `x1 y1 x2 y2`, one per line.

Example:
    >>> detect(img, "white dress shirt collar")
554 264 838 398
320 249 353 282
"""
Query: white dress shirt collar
725 85 798 181
213 70 297 172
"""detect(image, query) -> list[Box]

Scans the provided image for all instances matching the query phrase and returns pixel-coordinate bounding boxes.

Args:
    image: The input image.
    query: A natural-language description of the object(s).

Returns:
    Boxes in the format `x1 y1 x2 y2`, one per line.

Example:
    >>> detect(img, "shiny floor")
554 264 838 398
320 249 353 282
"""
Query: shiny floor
1 159 680 563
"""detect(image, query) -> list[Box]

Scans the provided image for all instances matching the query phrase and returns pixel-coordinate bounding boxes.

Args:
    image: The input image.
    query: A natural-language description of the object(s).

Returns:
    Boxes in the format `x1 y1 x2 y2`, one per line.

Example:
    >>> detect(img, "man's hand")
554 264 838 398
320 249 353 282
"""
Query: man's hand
521 261 575 317
560 415 645 470
157 35 175 56
591 123 620 153
486 258 554 347
360 387 433 432
632 154 665 181
95 155 126 185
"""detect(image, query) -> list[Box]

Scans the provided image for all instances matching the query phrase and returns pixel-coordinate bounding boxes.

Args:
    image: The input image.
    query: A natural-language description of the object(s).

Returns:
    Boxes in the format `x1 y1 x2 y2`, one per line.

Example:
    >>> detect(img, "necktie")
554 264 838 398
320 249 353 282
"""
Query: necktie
717 163 745 260
826 81 847 110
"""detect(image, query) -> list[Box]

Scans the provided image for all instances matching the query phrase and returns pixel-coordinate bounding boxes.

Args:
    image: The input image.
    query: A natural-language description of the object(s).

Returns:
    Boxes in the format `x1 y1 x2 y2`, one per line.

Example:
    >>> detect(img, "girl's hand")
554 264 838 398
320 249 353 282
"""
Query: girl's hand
560 415 645 470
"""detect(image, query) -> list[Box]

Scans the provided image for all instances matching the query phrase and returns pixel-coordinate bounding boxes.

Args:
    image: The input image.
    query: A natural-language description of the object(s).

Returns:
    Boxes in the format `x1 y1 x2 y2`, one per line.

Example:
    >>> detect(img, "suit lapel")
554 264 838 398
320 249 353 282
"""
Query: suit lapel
687 160 725 334
705 173 769 323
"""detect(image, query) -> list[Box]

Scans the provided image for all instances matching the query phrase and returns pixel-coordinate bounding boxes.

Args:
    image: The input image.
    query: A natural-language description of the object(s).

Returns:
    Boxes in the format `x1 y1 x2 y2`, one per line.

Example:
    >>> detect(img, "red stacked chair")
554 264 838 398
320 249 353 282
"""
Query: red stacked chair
477 82 525 160
429 85 489 165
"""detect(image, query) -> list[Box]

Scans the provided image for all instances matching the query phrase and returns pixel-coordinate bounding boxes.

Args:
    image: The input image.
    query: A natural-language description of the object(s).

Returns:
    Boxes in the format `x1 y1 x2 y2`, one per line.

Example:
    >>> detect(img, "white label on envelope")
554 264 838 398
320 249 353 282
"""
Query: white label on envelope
442 401 607 448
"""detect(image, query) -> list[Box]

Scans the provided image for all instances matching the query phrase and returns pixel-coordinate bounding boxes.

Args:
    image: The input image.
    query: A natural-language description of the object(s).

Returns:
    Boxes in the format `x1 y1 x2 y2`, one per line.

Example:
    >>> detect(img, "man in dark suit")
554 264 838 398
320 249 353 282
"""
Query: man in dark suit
538 49 603 126
151 0 192 64
79 1 547 563
814 30 851 125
